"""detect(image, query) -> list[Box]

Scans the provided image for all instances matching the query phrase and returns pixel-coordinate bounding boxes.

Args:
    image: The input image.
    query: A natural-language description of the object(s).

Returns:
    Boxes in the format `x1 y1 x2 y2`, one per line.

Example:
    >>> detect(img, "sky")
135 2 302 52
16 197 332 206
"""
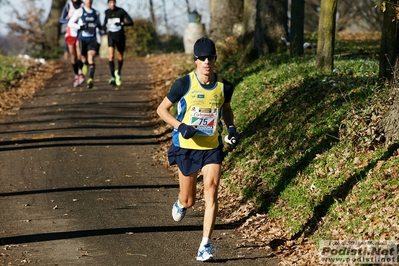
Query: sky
0 0 210 36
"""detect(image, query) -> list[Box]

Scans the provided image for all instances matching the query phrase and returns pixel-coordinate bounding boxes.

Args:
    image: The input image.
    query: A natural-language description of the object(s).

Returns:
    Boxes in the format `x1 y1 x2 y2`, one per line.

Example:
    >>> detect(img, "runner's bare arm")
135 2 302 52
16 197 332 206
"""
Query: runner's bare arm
157 97 182 129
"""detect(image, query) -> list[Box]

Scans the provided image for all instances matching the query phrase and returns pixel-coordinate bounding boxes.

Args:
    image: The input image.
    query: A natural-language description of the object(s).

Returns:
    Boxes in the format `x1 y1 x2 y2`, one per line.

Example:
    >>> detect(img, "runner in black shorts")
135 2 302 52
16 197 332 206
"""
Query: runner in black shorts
157 38 240 262
68 0 101 89
103 0 134 86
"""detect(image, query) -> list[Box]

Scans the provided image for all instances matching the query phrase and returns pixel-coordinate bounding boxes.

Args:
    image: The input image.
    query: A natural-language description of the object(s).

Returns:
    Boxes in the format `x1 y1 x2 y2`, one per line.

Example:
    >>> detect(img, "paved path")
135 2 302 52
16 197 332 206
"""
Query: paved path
0 58 278 266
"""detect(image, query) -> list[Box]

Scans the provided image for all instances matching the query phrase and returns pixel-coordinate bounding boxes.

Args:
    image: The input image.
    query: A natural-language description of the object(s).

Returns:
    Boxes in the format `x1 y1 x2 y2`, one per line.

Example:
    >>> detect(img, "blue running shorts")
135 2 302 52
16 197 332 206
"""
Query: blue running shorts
168 145 224 176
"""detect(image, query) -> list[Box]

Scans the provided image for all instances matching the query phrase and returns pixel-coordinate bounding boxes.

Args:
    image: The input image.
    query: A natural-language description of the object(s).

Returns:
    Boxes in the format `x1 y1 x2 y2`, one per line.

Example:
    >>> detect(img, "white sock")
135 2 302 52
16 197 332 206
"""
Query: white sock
201 237 211 246
177 199 184 208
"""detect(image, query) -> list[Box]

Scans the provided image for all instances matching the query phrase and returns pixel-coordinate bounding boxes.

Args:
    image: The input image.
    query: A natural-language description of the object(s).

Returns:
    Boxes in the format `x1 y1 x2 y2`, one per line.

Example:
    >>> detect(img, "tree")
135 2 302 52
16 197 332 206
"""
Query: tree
254 0 288 56
290 0 305 56
43 0 67 56
7 0 47 55
209 0 243 42
379 0 398 80
6 0 66 56
337 0 383 32
217 0 288 63
304 0 322 32
355 0 383 32
380 0 399 143
316 0 337 72
238 0 258 62
242 0 257 40
149 0 157 29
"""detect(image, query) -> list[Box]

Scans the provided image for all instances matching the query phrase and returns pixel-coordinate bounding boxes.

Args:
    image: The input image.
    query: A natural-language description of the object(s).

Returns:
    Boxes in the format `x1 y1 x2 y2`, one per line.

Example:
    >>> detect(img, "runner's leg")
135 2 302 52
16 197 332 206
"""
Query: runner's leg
200 163 220 239
177 168 198 208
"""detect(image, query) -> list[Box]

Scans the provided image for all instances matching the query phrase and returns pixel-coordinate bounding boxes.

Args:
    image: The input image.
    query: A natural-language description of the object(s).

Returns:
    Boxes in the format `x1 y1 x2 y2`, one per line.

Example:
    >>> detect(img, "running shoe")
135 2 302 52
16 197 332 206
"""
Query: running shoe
172 200 186 222
82 64 89 76
73 75 79 87
114 70 122 86
78 74 85 85
109 77 116 85
87 78 93 89
196 243 217 262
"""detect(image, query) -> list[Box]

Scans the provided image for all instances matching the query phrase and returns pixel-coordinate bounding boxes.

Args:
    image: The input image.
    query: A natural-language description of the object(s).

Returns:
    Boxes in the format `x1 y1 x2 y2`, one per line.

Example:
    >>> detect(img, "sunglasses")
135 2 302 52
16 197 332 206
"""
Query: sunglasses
195 55 217 61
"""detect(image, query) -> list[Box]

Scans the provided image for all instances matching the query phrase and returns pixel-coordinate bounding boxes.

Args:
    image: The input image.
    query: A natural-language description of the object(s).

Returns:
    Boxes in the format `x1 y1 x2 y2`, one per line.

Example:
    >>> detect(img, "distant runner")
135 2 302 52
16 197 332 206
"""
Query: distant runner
60 0 84 87
68 0 101 89
103 0 134 86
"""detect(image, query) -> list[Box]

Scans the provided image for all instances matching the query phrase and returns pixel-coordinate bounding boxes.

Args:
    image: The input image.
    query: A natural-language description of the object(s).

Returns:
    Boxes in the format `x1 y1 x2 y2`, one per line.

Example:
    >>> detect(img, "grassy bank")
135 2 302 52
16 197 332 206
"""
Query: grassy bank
215 34 398 263
0 54 26 93
0 54 54 117
148 35 397 263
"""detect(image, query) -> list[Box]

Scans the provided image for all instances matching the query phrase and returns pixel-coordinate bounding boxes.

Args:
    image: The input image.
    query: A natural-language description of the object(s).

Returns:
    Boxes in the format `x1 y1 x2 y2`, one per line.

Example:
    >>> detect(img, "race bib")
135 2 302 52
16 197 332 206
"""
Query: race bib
108 18 122 32
188 107 218 136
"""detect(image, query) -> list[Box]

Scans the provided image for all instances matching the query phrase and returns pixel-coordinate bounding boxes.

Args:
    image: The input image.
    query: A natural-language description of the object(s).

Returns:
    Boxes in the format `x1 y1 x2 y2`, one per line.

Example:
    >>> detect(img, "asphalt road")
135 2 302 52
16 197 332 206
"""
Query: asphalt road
0 58 278 266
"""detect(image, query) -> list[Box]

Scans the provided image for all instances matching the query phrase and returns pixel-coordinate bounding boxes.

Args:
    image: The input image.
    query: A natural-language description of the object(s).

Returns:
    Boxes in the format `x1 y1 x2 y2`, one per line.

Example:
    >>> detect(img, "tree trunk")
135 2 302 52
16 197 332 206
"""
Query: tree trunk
209 0 243 43
379 0 398 80
149 0 157 29
381 89 399 143
238 0 258 63
242 0 257 36
380 1 399 143
290 0 305 56
185 0 191 13
254 0 288 56
44 0 67 56
304 0 321 32
316 0 337 73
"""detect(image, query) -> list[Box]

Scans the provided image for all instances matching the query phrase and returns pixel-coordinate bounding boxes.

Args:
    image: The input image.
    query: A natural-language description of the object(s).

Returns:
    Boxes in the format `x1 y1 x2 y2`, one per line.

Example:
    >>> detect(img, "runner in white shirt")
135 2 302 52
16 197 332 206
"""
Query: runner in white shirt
60 0 85 87
68 0 101 89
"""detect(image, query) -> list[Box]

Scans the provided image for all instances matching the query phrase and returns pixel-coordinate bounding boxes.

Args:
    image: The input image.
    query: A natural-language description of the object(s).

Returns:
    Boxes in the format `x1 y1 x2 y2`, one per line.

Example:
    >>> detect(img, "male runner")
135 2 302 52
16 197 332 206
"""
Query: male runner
68 0 101 89
157 38 239 262
103 0 134 86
